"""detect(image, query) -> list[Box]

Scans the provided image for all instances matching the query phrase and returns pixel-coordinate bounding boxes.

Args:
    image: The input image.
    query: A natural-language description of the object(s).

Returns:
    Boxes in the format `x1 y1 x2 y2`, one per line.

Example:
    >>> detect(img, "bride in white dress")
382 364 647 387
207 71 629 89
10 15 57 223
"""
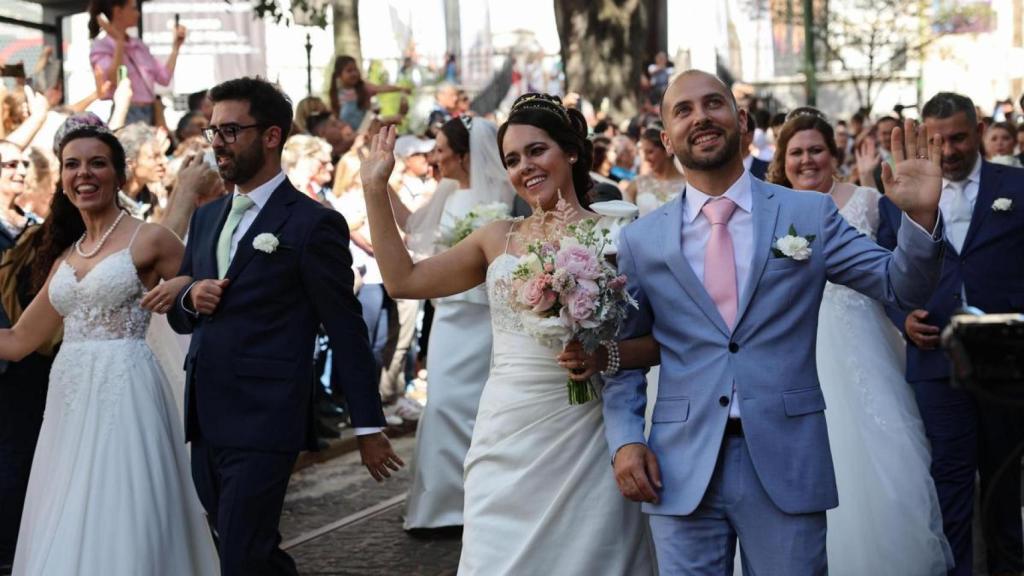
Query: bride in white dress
0 127 217 575
767 114 952 575
362 94 654 574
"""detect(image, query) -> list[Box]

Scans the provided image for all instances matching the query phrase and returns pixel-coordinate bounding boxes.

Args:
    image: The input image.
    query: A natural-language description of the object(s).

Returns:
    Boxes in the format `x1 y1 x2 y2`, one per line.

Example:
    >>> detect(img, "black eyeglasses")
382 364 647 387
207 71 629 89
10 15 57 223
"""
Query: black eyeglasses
0 159 30 170
202 123 264 144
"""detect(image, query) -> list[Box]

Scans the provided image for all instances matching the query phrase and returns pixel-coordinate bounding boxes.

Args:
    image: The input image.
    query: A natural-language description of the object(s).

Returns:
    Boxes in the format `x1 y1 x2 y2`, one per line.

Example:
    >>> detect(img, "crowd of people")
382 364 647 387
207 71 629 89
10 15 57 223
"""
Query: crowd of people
0 3 1022 574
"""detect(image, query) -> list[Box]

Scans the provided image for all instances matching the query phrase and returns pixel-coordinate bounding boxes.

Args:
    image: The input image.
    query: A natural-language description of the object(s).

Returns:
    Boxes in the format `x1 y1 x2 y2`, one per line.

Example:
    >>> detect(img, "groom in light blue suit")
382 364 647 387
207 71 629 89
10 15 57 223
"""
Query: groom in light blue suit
601 71 946 574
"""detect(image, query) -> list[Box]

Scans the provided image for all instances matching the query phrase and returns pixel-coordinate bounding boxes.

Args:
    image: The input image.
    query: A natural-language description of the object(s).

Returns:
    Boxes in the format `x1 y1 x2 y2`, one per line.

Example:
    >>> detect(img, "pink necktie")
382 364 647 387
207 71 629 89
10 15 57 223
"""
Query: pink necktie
702 198 738 329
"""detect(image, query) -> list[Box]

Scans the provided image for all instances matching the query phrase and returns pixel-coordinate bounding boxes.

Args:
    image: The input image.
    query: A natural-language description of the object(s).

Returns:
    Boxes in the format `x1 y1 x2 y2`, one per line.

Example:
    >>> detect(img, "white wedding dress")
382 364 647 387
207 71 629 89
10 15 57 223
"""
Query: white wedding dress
457 252 655 575
815 186 953 574
13 242 218 575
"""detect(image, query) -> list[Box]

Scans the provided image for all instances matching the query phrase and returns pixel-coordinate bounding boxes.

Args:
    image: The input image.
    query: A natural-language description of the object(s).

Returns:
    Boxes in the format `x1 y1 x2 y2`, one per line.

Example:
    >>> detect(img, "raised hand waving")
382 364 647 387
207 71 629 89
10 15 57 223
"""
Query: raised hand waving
881 118 944 231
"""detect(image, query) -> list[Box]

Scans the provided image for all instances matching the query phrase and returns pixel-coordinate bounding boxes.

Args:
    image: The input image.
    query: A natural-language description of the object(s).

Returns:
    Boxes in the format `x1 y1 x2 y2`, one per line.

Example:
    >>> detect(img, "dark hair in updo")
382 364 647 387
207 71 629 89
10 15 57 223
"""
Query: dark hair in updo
32 127 127 290
497 93 594 208
439 117 470 158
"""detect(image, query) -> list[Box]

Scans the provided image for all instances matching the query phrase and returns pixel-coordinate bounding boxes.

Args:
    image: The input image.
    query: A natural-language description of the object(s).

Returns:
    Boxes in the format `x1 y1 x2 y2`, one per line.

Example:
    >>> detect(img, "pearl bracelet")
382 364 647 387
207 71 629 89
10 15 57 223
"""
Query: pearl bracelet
601 340 621 376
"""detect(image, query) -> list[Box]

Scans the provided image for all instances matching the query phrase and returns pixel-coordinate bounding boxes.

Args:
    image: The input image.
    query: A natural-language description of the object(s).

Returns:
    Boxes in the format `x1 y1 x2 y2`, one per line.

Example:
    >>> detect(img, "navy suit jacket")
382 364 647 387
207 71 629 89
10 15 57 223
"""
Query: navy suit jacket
168 179 385 451
878 160 1024 382
749 157 769 180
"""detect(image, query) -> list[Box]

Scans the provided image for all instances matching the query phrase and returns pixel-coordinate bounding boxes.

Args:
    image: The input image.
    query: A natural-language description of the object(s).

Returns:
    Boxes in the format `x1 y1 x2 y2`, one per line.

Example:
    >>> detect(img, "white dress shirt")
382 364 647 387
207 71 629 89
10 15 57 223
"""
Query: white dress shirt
682 170 754 418
939 155 980 254
227 171 287 261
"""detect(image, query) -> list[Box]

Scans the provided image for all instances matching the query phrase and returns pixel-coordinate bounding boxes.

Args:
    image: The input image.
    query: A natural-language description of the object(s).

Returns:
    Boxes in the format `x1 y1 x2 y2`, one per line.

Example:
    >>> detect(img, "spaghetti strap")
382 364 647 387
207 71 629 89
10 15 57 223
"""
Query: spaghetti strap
127 221 145 249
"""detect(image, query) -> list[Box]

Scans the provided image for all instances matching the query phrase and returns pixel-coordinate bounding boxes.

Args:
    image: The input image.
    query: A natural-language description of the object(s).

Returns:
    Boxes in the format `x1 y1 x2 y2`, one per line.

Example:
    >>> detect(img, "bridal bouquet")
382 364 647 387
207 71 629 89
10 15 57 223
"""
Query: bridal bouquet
507 208 637 404
440 202 512 247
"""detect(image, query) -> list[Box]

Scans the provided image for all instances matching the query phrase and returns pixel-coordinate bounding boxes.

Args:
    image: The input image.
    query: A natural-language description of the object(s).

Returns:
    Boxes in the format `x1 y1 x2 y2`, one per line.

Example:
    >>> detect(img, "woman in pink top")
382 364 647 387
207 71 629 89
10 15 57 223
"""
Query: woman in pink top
88 0 186 127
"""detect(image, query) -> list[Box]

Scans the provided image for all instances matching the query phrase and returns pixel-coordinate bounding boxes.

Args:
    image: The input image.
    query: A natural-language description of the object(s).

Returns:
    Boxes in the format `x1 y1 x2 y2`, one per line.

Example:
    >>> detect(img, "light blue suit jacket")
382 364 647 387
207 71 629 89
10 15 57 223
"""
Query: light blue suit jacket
603 177 944 516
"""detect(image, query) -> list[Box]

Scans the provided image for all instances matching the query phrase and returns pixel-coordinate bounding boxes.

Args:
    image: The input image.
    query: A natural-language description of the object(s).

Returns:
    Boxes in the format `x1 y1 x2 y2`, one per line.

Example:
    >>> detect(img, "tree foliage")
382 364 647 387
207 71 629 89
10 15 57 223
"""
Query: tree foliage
553 0 654 120
247 0 329 28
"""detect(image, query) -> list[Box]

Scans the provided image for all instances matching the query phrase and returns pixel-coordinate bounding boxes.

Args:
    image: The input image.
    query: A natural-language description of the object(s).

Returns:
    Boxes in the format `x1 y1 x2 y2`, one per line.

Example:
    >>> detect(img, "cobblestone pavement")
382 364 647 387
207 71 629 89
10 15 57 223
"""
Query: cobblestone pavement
281 436 461 575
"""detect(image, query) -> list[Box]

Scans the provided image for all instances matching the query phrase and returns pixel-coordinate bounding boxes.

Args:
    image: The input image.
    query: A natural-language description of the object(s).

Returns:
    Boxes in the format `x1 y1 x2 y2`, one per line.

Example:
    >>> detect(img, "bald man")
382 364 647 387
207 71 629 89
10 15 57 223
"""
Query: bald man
601 70 946 574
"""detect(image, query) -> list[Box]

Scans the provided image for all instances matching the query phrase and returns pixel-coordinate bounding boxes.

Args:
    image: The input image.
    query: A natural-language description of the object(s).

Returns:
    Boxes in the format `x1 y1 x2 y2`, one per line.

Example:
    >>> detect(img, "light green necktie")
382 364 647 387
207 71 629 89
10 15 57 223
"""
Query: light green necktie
216 194 255 278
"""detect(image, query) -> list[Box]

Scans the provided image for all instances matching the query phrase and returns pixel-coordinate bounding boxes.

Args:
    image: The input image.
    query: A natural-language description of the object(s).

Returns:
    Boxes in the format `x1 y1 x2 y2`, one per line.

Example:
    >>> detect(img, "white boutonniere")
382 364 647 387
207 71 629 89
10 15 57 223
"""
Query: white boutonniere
992 198 1013 212
252 233 280 254
772 225 815 261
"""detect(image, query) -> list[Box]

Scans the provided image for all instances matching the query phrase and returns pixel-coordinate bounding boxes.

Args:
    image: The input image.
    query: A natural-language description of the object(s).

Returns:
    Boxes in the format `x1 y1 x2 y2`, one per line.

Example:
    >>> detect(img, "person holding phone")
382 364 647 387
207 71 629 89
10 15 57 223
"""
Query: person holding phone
88 0 186 127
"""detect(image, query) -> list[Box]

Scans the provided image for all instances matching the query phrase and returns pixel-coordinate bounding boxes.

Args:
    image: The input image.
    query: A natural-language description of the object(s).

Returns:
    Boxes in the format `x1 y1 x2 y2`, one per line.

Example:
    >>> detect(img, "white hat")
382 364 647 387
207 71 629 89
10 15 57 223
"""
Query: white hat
394 136 435 159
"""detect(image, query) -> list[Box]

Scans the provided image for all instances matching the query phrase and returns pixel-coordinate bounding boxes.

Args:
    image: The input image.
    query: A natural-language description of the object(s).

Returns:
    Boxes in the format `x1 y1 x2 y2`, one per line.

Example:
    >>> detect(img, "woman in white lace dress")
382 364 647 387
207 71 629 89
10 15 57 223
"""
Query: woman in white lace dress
362 94 654 575
624 127 686 217
0 126 217 575
765 111 953 575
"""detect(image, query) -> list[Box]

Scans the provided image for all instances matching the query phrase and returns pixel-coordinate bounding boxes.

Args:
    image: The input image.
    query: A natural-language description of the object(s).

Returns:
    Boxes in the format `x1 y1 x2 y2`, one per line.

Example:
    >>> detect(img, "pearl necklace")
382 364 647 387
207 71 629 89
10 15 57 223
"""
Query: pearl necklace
75 210 127 258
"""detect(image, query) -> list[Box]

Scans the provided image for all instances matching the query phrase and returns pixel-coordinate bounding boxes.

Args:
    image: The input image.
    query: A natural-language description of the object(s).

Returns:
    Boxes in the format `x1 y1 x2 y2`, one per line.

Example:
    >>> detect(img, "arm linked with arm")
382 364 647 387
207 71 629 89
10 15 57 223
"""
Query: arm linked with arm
167 210 200 334
601 230 655 458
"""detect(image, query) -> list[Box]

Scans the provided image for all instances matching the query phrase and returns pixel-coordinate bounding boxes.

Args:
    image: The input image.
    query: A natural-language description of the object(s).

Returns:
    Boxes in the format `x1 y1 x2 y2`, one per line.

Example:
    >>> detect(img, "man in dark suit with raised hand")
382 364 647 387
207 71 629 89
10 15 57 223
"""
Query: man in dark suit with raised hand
168 77 402 576
878 91 1024 576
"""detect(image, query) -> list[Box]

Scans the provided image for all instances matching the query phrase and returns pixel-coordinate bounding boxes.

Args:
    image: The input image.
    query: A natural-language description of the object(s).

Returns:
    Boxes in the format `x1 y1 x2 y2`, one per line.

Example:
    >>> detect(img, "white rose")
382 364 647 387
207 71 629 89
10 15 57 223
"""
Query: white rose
253 233 280 254
775 235 812 261
521 314 571 349
992 198 1013 212
519 253 544 275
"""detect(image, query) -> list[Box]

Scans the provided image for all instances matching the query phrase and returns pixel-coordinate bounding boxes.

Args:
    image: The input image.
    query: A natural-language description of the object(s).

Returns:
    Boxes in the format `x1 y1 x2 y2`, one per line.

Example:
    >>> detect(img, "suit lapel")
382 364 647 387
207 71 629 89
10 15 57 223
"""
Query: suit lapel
224 180 297 281
734 181 780 331
660 191 731 337
961 161 998 256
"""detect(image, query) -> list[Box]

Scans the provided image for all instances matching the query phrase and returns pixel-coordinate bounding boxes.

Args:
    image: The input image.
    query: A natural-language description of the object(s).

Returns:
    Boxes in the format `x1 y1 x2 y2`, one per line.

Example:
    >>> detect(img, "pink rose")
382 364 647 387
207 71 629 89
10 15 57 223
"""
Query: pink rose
555 245 601 281
535 289 558 313
520 276 558 313
519 277 547 308
565 286 599 326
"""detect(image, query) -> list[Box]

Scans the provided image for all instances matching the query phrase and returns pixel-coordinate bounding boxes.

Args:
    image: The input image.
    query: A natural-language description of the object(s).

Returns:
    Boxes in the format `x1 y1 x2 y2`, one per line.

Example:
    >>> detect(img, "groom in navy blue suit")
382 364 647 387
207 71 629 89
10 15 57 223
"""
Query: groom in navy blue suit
878 92 1024 576
168 77 402 576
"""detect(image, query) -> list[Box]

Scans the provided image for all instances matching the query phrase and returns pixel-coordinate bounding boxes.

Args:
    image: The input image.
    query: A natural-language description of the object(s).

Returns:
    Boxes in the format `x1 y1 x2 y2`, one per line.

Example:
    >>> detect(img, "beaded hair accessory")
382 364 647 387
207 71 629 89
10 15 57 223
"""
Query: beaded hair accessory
510 92 572 125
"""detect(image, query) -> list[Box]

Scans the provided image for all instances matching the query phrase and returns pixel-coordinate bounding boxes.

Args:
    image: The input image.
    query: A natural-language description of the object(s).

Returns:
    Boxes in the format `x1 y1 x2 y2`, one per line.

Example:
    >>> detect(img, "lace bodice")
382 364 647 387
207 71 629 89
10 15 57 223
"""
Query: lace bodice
838 186 881 239
825 186 883 303
486 253 524 334
48 248 150 342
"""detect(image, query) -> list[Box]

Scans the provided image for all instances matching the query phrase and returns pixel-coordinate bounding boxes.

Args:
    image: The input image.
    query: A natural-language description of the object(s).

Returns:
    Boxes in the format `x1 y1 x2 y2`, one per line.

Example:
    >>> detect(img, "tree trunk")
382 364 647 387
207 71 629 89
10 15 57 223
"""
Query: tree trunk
332 0 361 64
553 0 655 120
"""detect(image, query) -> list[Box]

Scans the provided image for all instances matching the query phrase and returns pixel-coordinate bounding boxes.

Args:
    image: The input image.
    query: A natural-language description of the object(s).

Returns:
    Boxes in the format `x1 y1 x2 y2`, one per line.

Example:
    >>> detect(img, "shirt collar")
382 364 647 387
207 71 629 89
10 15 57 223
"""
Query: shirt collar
942 155 982 189
683 170 753 223
234 171 286 209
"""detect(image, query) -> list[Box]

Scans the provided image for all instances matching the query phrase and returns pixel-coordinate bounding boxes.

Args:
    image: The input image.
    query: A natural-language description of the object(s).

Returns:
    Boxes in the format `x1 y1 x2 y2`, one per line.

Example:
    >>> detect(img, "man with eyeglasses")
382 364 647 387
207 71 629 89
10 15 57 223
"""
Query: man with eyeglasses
168 76 401 576
0 141 29 249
